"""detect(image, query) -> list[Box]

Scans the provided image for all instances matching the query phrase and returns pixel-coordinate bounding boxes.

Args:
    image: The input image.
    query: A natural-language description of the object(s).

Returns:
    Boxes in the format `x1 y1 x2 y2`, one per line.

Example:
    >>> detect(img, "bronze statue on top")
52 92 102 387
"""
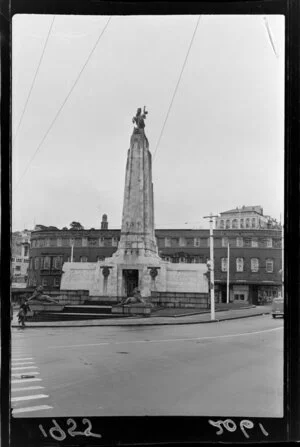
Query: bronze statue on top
132 106 148 133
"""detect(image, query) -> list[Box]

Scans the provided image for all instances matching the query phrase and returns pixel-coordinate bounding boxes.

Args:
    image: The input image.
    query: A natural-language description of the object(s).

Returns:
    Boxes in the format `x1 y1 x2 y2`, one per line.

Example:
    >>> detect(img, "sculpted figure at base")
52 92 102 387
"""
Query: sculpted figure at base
120 287 147 305
28 286 59 304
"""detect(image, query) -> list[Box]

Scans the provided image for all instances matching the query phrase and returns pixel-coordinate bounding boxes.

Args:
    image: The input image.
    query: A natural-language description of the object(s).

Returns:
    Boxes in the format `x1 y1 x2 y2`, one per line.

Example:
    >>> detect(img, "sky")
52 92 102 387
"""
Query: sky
12 14 285 231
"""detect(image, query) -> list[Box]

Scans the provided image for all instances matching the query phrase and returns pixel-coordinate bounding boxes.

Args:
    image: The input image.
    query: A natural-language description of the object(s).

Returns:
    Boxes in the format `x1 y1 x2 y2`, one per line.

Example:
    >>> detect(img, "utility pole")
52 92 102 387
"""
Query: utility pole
70 239 74 262
226 242 230 303
204 213 218 320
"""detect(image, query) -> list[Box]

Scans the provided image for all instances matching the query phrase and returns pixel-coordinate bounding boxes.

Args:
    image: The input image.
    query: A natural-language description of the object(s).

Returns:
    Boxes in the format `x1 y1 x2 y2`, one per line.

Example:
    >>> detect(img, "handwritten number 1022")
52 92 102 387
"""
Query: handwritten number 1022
208 419 269 439
39 418 102 441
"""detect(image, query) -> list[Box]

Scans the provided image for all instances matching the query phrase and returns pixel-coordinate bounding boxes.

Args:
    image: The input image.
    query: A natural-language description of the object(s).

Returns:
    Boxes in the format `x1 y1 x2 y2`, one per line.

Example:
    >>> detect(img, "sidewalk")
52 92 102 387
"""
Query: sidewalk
11 305 272 328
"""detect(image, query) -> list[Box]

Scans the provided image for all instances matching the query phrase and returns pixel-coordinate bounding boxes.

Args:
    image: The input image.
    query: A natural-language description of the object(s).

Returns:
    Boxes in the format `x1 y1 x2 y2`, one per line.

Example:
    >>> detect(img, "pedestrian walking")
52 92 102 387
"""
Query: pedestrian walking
17 299 31 328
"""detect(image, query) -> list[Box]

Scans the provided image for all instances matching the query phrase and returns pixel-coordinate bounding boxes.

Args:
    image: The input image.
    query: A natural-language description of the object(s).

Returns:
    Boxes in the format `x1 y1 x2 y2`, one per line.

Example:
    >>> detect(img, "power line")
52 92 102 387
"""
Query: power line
13 16 56 145
153 15 201 162
15 16 112 190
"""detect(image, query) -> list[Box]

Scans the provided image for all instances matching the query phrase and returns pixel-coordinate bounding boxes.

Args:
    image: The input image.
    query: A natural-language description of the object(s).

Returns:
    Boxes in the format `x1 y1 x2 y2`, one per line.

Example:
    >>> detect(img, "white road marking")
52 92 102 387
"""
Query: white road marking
12 372 40 377
12 405 53 414
12 366 38 370
11 362 35 365
11 394 49 403
11 378 42 384
48 326 283 349
11 386 44 392
11 357 33 361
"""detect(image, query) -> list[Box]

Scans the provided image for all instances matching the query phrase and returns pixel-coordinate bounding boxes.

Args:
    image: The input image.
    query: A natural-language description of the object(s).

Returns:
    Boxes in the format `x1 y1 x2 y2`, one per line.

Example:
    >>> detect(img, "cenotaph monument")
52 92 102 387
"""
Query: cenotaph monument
61 108 208 306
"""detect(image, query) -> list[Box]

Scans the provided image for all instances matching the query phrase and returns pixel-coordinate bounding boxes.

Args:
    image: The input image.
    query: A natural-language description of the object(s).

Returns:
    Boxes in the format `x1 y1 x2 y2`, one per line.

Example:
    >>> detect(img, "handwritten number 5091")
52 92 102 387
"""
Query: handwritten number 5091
208 419 269 439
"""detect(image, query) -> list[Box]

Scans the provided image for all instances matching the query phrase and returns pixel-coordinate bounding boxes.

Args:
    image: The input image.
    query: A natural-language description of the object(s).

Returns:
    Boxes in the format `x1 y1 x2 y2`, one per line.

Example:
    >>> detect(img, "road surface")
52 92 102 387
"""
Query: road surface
11 315 283 417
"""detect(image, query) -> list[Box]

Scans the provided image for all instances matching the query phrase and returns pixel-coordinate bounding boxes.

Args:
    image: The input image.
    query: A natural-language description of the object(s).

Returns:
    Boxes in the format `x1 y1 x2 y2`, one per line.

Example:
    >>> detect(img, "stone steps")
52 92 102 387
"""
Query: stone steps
27 312 125 322
63 305 112 314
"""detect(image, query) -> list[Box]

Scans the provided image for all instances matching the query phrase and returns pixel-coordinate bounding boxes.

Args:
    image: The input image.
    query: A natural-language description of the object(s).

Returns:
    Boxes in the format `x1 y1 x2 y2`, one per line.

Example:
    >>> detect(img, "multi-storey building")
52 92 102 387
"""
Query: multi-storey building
215 205 281 230
11 230 31 288
27 215 282 305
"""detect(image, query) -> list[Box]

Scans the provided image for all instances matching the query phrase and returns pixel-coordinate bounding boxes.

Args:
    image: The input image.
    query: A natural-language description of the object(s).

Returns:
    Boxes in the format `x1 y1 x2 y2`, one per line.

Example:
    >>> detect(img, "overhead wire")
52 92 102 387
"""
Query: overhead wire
13 15 56 145
153 15 201 162
15 16 112 190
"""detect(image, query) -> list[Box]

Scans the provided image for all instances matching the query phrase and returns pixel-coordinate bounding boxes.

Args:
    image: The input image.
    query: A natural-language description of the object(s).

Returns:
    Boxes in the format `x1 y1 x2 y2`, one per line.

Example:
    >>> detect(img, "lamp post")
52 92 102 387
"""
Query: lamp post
70 239 74 262
204 213 218 320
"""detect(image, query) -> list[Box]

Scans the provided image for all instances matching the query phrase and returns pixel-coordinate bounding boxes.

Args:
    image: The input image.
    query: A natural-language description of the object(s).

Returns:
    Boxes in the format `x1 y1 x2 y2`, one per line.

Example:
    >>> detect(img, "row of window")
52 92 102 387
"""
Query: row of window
221 257 274 273
31 237 119 248
30 235 281 249
162 236 277 248
28 277 60 287
218 217 260 229
29 255 106 270
12 257 30 263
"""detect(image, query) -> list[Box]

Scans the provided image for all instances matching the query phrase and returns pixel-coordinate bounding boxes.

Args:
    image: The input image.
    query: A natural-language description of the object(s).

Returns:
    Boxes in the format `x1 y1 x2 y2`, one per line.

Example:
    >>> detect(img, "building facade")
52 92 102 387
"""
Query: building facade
27 226 282 305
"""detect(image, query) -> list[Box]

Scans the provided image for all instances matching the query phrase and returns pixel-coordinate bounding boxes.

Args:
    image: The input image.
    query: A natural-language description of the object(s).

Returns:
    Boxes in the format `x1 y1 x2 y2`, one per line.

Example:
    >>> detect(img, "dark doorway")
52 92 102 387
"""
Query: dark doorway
123 269 139 297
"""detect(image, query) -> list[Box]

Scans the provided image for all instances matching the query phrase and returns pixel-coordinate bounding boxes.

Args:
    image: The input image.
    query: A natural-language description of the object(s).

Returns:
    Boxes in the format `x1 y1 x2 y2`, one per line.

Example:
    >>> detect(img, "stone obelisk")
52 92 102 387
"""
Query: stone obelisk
113 107 160 261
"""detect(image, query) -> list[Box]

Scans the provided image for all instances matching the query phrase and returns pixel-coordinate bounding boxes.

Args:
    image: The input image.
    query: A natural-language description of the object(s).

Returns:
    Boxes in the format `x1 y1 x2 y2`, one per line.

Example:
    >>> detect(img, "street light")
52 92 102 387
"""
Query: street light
204 213 218 320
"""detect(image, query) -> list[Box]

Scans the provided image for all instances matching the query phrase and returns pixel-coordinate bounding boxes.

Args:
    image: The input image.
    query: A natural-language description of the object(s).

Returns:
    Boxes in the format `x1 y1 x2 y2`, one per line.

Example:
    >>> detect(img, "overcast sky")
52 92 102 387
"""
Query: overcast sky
12 14 284 231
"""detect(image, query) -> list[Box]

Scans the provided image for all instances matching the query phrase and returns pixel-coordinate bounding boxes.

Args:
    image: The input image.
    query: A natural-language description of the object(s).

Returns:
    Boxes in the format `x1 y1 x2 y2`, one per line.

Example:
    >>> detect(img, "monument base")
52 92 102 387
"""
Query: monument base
111 303 152 316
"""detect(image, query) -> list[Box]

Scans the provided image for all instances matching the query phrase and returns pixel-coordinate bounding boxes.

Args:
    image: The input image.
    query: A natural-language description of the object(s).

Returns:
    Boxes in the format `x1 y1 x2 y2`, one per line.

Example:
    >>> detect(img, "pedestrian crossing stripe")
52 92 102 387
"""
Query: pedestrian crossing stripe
11 394 49 403
12 372 40 377
11 362 35 365
11 378 42 384
12 405 53 414
11 386 44 392
12 366 38 370
11 357 33 361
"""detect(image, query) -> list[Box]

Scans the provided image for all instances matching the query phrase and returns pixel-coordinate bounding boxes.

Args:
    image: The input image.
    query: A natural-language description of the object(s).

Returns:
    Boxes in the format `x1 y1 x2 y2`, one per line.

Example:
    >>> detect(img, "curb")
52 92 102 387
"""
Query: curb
11 311 270 328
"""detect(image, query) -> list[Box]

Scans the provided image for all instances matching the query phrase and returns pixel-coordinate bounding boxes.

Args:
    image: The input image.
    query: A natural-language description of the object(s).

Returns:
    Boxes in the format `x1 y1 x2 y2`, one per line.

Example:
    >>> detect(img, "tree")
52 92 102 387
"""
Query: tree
69 221 84 230
62 227 68 231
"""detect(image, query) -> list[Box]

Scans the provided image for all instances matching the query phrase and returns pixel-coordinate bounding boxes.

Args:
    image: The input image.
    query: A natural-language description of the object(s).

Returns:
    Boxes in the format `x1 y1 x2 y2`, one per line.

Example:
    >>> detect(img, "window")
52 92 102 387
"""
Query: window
57 238 62 247
225 219 230 229
240 219 244 229
251 258 259 272
43 256 51 270
221 258 228 272
251 218 256 228
24 246 29 257
194 238 201 247
45 238 50 247
112 237 118 247
179 257 186 263
251 238 258 247
15 266 21 271
97 256 105 262
236 258 244 272
164 256 171 262
232 219 238 229
82 238 88 247
53 257 62 269
34 257 39 270
219 220 225 229
244 238 251 247
245 218 250 228
179 237 186 247
236 237 243 247
80 256 88 262
165 237 171 247
42 278 48 287
99 237 105 247
266 259 274 273
54 277 60 287
222 237 229 247
266 238 273 248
